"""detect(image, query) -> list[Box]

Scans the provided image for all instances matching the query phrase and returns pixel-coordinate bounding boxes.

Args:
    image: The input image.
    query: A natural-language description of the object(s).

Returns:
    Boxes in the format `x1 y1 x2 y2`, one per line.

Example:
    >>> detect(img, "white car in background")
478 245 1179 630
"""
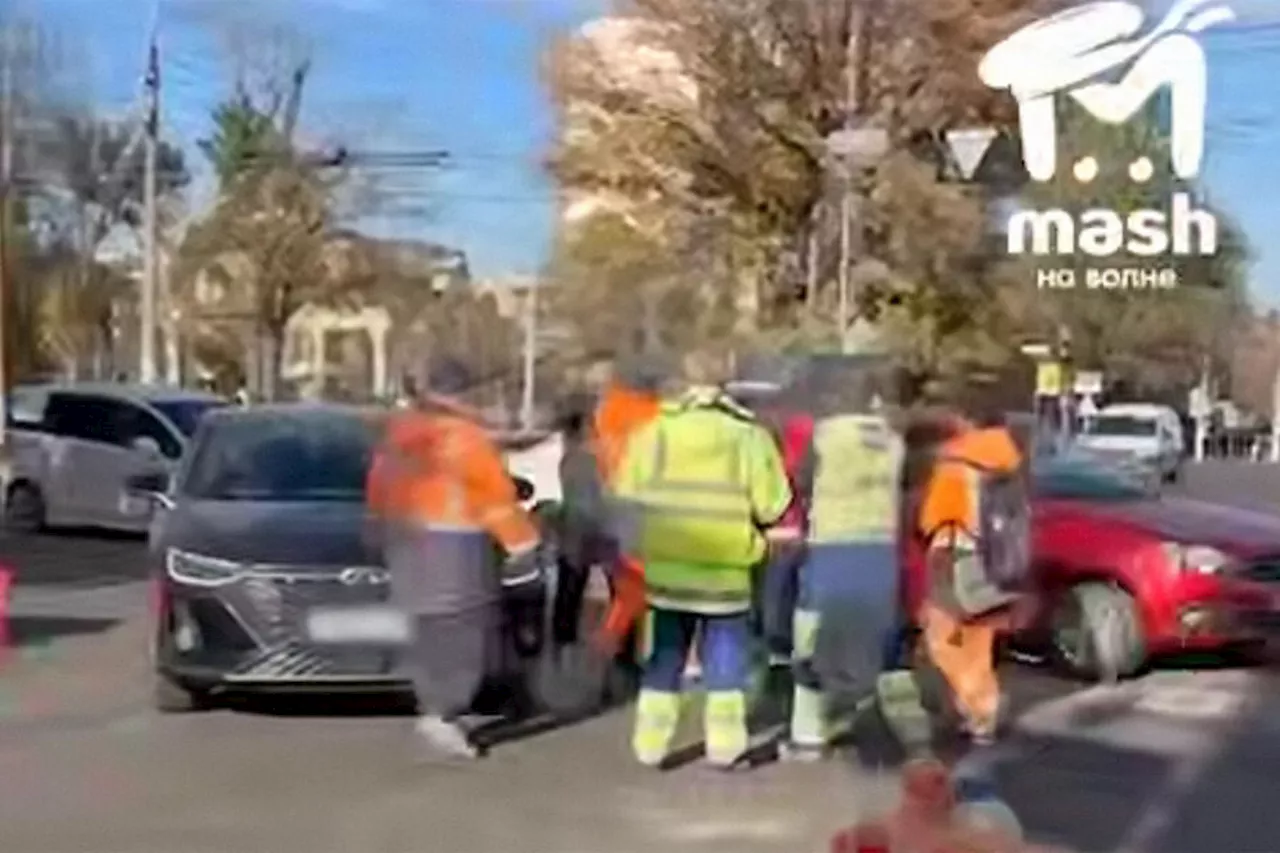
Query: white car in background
1074 402 1185 484
4 383 227 534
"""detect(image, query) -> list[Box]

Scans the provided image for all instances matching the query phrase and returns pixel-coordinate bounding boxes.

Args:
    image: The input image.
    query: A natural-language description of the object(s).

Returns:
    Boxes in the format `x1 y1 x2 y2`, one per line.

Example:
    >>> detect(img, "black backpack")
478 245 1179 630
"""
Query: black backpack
935 458 1031 614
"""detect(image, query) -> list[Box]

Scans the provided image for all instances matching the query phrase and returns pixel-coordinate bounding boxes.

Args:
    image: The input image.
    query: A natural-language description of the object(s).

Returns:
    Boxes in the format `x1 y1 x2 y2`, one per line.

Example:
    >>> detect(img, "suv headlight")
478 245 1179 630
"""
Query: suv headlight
1161 542 1230 575
166 549 245 587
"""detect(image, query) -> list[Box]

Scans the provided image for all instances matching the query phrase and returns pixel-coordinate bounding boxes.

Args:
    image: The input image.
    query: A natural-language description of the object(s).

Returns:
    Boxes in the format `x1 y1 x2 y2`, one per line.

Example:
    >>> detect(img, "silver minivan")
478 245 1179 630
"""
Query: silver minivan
4 383 227 534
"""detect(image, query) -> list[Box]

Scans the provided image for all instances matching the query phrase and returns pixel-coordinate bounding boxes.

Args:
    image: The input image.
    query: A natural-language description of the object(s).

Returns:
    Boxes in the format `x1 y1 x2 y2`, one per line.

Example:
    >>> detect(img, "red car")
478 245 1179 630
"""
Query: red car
902 454 1280 680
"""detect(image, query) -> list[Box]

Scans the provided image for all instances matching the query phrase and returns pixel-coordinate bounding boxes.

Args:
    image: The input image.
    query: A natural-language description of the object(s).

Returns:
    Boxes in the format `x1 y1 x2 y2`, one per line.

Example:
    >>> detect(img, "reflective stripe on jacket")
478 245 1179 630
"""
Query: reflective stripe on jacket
365 408 539 613
808 414 903 544
613 387 792 613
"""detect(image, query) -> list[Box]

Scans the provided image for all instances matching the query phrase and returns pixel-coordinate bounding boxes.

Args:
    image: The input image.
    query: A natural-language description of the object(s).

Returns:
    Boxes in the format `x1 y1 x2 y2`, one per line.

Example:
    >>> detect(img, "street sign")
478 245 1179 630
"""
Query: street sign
1073 371 1103 396
1035 362 1064 396
825 126 890 167
944 127 998 180
1078 395 1098 416
1019 342 1052 359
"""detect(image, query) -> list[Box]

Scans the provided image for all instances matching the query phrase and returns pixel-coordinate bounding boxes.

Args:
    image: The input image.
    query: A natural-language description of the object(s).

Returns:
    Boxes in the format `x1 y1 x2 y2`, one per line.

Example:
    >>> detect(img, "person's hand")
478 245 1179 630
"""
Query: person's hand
591 625 621 657
764 524 804 565
1006 593 1042 632
500 548 543 590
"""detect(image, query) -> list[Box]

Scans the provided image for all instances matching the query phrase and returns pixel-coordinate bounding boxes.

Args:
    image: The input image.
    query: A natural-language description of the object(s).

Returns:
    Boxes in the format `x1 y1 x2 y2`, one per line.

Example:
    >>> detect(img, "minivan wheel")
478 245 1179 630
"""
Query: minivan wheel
1052 582 1145 682
153 671 213 713
4 482 46 533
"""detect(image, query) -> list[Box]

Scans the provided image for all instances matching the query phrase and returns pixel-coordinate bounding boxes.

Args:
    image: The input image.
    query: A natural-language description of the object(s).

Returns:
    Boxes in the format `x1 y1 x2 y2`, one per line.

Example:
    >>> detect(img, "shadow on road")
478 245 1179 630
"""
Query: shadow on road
0 529 149 588
7 615 120 648
221 692 415 717
989 731 1175 852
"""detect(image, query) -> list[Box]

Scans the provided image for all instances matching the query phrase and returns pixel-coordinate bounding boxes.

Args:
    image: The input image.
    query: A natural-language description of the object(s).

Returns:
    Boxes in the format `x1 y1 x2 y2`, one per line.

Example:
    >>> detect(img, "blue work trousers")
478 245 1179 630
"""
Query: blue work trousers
642 608 752 693
795 541 900 699
760 547 803 656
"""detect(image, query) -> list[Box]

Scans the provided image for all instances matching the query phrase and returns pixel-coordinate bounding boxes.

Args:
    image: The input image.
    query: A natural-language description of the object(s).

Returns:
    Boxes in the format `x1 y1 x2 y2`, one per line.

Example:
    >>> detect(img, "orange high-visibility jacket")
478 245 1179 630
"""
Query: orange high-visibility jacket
592 382 662 483
917 425 1022 548
366 408 538 554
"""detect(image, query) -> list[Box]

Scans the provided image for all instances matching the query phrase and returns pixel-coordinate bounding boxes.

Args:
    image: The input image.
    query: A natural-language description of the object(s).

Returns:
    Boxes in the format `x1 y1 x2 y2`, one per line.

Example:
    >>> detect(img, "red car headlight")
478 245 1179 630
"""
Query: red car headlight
1161 542 1230 575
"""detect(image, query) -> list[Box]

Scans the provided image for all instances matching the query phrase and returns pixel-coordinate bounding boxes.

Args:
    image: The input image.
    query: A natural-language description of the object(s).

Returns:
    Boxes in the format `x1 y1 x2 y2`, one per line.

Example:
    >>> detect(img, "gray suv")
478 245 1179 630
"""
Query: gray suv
4 383 226 534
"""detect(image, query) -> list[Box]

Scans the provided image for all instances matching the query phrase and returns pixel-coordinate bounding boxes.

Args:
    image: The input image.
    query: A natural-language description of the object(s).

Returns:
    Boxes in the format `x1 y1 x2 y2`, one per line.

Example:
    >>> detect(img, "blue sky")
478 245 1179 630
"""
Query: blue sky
21 0 1280 303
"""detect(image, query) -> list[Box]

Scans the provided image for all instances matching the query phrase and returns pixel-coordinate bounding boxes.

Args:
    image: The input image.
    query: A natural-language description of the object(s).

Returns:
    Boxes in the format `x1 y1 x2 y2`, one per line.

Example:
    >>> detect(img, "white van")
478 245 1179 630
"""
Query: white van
1074 402 1185 483
4 383 226 534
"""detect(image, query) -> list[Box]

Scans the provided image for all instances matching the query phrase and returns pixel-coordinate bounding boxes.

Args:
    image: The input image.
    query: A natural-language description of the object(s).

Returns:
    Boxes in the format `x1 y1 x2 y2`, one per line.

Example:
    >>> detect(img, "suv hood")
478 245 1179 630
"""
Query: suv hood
1070 495 1280 556
161 500 375 567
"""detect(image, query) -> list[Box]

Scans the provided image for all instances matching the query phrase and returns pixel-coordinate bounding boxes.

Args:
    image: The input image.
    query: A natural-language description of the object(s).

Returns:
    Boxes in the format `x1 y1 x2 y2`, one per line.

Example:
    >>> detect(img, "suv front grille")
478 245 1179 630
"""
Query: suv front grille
228 568 396 680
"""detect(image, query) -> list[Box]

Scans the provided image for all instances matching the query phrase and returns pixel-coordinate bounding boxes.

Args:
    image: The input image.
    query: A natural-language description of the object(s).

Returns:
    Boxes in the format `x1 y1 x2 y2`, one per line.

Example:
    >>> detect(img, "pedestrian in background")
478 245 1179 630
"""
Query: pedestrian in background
612 353 792 770
365 358 543 760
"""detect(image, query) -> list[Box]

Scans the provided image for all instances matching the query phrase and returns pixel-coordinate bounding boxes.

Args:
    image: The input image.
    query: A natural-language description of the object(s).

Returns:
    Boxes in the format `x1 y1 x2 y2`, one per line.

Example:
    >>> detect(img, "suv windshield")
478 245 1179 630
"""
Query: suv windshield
1033 460 1149 501
1086 415 1157 437
181 410 377 501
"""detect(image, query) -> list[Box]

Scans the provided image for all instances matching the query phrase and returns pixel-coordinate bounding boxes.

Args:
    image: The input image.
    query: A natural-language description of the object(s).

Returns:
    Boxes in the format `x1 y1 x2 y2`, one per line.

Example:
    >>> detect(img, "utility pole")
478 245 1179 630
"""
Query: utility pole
836 2 872 353
520 278 537 432
0 28 13 461
139 31 160 384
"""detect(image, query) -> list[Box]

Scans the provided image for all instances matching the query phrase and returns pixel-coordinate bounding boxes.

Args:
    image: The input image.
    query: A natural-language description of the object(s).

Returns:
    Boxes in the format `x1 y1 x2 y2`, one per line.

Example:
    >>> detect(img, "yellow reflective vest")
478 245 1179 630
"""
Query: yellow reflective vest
808 414 903 544
613 387 792 614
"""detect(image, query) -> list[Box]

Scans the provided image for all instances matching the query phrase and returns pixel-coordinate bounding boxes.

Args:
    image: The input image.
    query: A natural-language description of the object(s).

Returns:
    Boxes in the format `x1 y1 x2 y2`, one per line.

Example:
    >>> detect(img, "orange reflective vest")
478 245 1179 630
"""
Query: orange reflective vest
592 382 661 483
917 425 1022 549
366 408 538 554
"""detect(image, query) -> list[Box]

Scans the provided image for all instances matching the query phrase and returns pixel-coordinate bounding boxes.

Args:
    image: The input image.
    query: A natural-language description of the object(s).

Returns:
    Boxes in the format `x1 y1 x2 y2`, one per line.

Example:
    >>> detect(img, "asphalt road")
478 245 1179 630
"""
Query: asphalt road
0 461 1277 853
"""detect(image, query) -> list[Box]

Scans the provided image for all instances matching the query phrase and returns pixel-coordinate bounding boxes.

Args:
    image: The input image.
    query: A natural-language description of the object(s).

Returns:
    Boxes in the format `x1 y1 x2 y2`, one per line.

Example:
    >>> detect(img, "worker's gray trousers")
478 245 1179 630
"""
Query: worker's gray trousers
405 607 502 720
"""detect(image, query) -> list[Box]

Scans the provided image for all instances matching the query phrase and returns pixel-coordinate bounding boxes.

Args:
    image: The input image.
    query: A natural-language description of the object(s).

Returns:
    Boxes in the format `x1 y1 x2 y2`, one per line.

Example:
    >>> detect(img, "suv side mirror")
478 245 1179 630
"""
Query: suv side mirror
512 476 535 502
132 436 162 457
126 471 169 497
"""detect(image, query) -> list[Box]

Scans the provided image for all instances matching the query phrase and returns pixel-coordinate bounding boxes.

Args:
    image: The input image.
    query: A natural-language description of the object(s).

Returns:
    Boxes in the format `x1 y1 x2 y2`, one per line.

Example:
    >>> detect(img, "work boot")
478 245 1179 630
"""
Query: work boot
414 715 479 761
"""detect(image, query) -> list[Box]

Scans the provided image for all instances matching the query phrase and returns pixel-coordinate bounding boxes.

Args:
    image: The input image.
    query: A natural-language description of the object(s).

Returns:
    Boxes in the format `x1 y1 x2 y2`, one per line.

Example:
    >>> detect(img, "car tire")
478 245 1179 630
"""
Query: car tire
1052 582 1145 682
153 671 213 713
4 482 47 533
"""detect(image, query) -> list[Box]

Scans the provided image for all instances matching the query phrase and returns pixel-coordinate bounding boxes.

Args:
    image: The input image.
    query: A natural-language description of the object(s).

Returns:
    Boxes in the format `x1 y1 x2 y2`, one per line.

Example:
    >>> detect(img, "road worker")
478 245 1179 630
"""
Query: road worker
365 358 543 760
722 375 812 667
612 353 792 769
916 387 1028 746
591 359 665 656
756 380 814 666
784 356 905 760
551 392 607 653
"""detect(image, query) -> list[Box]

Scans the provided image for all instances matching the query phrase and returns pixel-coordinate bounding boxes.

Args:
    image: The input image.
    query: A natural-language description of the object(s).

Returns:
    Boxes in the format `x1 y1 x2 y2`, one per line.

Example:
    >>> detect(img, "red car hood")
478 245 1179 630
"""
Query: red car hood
1046 495 1280 557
